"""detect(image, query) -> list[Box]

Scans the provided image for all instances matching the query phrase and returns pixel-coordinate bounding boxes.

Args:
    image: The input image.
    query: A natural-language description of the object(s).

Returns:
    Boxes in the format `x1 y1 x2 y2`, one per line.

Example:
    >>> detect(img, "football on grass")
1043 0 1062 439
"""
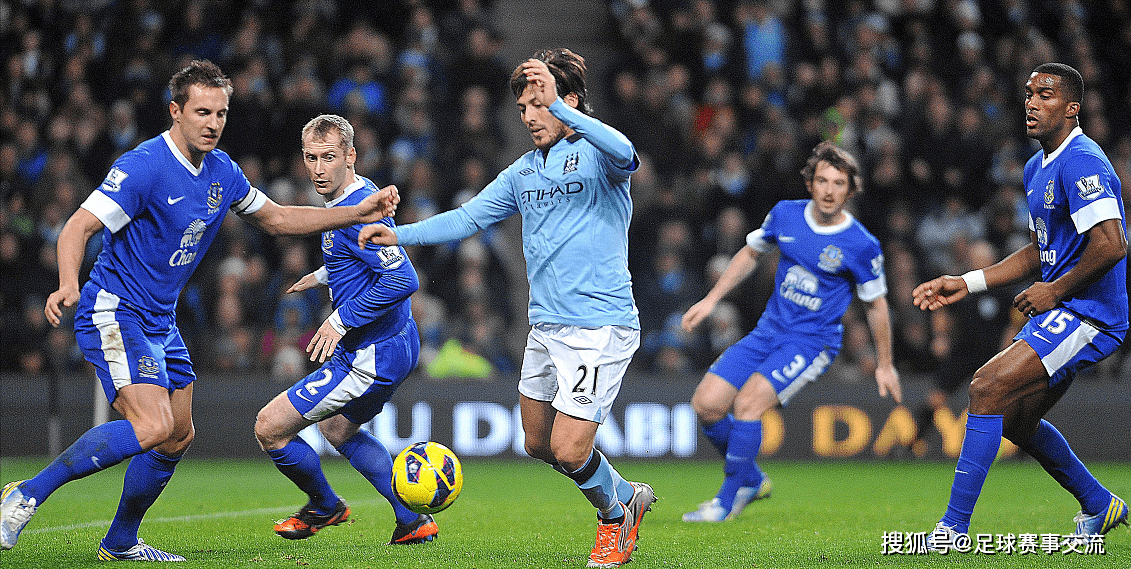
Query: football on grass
392 441 463 514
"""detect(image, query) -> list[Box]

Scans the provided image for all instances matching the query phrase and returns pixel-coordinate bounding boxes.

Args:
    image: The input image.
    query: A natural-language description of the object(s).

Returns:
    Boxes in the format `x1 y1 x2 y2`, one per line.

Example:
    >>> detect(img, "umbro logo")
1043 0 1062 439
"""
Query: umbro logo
519 168 535 176
167 195 186 205
573 395 592 405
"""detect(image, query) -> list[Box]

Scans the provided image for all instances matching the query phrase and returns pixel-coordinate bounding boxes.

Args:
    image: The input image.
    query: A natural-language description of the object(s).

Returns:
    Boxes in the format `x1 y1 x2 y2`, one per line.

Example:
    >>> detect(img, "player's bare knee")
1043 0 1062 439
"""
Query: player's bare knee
253 414 286 451
130 415 175 450
967 374 1006 412
690 391 726 424
524 441 554 464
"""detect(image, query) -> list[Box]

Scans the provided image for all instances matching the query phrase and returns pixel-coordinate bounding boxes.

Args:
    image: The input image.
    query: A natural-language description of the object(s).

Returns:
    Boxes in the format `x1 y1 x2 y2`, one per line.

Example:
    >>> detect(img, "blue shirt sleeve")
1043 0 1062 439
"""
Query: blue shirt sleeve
395 168 520 246
549 98 638 174
337 221 419 328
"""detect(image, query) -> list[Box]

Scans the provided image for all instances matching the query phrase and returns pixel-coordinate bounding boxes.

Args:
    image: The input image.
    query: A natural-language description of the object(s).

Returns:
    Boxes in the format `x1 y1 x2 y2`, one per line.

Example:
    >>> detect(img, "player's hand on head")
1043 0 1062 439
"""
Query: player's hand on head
307 320 343 363
521 59 557 107
357 223 397 248
44 286 80 328
911 275 967 311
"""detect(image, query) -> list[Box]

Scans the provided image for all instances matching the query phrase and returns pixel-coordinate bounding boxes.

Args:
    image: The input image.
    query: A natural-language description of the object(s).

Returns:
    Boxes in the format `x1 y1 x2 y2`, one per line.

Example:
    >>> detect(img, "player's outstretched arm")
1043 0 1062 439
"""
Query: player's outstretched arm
863 295 901 404
286 267 328 294
358 223 398 247
247 185 399 236
45 208 104 327
913 242 1041 312
682 246 759 332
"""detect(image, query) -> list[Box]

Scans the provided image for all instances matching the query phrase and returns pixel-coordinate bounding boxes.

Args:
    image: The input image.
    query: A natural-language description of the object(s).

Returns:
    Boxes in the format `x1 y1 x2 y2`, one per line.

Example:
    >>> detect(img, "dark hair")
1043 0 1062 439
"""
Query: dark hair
801 141 863 195
509 48 591 115
169 59 233 108
302 114 354 150
1033 62 1083 104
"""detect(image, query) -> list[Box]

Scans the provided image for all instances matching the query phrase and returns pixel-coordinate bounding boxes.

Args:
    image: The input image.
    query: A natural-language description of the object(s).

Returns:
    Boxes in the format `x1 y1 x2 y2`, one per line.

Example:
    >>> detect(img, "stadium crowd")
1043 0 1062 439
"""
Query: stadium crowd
3 0 1131 386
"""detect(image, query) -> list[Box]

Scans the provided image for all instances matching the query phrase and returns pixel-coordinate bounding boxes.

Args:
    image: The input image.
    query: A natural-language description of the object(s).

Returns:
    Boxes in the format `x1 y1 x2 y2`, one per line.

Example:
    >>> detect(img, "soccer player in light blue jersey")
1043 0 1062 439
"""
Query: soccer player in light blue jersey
253 114 435 546
0 61 397 561
359 48 655 568
680 141 903 522
914 63 1128 544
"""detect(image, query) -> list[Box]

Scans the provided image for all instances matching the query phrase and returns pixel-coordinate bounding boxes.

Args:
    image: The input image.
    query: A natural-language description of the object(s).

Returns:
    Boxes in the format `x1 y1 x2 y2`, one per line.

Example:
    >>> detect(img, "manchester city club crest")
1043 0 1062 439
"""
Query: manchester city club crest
563 153 579 174
207 182 223 213
818 244 844 272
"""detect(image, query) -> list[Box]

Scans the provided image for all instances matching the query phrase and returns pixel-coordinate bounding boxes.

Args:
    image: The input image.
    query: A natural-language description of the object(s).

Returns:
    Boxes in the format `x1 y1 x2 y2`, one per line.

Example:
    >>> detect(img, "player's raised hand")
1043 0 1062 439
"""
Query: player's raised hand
44 285 80 328
875 363 902 404
681 297 716 333
355 185 400 223
307 318 343 363
520 59 558 107
911 275 969 311
357 223 398 248
286 271 323 294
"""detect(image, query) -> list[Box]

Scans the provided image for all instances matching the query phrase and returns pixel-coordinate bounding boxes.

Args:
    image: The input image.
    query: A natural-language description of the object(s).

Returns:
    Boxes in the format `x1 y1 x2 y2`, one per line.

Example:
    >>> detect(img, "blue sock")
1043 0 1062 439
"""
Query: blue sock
22 420 144 504
1021 419 1111 515
941 414 1002 533
336 430 417 524
267 437 339 514
717 419 763 511
555 450 625 520
102 450 181 551
702 414 734 456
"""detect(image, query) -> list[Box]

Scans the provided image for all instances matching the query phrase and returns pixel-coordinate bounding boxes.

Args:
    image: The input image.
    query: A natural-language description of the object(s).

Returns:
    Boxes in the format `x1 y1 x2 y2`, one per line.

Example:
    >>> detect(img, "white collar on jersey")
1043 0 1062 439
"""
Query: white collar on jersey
1041 126 1084 168
804 200 854 235
161 131 204 176
323 176 366 208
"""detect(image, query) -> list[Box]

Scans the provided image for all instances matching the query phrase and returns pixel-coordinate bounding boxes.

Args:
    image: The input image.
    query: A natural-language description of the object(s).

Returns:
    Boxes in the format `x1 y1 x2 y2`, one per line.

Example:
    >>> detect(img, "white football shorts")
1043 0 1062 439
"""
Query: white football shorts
518 323 640 423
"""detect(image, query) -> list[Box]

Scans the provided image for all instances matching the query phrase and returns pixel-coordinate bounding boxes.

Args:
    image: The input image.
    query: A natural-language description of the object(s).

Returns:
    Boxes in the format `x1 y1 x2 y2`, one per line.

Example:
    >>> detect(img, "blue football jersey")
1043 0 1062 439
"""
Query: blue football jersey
81 132 264 314
395 101 640 329
321 176 418 352
748 200 887 343
1023 128 1128 331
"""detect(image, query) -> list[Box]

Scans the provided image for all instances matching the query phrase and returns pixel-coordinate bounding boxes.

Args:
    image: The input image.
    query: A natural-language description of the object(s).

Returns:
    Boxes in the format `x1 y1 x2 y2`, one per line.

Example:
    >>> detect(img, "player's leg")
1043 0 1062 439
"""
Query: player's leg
254 388 347 539
937 340 1046 534
99 381 194 561
688 373 738 456
1000 325 1127 536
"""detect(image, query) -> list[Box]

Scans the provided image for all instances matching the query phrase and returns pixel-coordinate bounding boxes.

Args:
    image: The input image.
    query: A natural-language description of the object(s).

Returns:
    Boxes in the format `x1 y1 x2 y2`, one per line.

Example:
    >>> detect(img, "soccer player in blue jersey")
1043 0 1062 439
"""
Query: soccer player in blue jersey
679 141 903 522
358 48 655 568
0 61 397 561
252 114 434 546
913 63 1128 543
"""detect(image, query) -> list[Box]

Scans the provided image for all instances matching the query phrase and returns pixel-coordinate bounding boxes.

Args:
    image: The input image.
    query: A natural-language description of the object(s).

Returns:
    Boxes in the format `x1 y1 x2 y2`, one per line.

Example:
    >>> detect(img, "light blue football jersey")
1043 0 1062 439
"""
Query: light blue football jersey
321 176 418 353
395 100 639 329
1023 128 1128 331
81 132 264 314
748 199 887 343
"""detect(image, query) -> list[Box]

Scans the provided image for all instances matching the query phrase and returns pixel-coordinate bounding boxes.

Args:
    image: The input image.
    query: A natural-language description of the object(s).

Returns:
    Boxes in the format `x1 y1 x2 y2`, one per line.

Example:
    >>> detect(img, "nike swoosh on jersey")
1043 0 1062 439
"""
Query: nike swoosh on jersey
1032 331 1052 343
167 195 186 205
295 390 313 403
779 236 796 242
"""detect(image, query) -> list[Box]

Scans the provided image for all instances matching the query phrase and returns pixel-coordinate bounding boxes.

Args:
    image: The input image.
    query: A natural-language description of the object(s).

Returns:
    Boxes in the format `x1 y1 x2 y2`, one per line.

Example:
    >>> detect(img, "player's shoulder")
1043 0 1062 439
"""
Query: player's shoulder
774 199 809 216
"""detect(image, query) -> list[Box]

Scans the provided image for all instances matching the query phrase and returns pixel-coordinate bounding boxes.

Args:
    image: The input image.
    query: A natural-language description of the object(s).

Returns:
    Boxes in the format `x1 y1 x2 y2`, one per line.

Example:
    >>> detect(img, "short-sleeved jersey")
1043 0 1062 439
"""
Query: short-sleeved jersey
81 132 265 314
1023 128 1128 331
747 199 887 343
397 132 640 329
321 176 418 352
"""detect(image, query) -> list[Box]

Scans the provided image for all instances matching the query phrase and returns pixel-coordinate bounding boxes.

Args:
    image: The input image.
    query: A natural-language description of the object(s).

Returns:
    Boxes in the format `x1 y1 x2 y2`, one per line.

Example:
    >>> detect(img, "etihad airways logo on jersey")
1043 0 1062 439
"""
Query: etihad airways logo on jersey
520 182 583 209
170 219 206 267
780 265 822 311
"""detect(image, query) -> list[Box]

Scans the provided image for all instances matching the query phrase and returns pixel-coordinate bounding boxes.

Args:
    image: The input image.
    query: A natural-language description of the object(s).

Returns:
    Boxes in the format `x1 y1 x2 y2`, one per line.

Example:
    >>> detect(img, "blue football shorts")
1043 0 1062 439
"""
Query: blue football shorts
1015 307 1125 387
74 284 195 404
708 325 838 405
287 319 420 424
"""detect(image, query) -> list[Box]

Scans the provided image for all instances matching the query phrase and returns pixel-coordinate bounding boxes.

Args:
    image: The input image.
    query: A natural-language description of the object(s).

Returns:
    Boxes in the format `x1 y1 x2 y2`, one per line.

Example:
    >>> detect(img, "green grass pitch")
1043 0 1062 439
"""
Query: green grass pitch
0 456 1128 568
